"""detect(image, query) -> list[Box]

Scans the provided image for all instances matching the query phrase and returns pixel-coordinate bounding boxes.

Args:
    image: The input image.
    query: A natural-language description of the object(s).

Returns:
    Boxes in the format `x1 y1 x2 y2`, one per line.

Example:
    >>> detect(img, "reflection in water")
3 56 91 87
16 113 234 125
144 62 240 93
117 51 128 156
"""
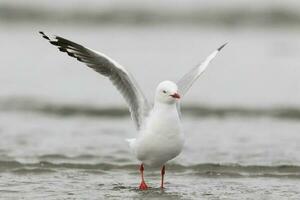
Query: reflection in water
111 184 185 200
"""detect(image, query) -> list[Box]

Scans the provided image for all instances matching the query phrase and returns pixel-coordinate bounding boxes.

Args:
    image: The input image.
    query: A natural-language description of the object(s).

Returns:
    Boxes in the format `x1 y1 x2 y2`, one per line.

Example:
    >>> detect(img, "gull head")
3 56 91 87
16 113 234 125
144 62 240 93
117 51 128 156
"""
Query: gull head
155 80 180 104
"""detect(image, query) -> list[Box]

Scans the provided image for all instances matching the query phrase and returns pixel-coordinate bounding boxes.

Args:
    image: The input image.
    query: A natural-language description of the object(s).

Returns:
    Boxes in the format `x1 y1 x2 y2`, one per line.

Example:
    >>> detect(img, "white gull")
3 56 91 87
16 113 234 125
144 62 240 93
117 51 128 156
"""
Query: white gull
39 31 226 189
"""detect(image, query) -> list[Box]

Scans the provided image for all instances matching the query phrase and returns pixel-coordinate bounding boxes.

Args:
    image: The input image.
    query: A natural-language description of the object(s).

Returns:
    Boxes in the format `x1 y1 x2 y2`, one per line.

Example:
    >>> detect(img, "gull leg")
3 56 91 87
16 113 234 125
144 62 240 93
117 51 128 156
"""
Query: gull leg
160 165 165 189
139 164 148 190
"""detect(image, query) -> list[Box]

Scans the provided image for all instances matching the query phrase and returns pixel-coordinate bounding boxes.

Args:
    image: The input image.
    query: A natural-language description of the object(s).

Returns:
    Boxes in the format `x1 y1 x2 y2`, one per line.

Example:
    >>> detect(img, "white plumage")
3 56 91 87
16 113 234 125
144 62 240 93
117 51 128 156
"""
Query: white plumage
39 31 226 189
128 81 184 167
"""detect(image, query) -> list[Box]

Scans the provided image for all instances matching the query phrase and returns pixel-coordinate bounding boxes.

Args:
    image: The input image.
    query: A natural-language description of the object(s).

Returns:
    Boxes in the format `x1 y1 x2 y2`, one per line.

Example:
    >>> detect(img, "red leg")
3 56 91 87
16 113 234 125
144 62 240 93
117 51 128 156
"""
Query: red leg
139 164 148 190
160 165 165 189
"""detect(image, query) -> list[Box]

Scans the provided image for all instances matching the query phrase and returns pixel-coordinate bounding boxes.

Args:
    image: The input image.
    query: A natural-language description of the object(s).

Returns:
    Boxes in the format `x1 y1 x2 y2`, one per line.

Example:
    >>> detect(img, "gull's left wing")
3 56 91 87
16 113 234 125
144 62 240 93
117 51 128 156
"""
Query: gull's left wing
177 43 227 97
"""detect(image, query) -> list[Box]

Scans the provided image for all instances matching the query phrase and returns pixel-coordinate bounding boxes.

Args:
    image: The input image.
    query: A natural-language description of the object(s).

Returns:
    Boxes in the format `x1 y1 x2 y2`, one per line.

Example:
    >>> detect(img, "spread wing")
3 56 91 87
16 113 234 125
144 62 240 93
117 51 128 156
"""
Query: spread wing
39 31 150 130
177 43 227 97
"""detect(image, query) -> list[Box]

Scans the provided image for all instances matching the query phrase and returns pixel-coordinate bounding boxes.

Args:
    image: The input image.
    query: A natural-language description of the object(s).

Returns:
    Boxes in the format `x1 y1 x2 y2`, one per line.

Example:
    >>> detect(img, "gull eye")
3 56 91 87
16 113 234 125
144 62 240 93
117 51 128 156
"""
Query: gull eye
163 90 167 94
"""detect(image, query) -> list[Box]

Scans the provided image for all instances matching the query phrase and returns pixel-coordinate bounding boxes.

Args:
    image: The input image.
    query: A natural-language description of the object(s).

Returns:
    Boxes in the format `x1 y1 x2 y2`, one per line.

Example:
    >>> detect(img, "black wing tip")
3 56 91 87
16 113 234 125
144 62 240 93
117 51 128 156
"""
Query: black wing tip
217 42 228 51
39 31 51 41
38 31 46 37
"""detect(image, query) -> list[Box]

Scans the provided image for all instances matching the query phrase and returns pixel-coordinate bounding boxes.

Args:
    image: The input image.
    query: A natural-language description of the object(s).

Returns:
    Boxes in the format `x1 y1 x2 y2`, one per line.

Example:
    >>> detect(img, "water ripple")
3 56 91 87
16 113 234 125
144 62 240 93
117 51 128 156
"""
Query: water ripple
1 160 300 178
1 97 300 120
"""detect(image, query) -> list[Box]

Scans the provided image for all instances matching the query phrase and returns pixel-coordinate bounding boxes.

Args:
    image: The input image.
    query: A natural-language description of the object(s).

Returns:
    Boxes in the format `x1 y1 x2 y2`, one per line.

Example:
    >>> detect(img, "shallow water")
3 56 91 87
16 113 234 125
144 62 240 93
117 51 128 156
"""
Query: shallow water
0 110 300 199
1 18 300 199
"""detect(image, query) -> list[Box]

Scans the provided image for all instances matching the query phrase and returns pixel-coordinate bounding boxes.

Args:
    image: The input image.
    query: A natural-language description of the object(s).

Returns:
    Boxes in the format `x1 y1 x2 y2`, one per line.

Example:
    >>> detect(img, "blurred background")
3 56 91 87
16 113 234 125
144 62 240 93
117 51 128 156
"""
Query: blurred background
1 0 300 199
1 0 300 107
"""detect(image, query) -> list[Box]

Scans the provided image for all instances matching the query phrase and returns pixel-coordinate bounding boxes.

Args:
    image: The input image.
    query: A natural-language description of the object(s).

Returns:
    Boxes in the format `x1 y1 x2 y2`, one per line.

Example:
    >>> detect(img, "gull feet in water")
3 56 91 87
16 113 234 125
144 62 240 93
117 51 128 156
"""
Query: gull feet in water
139 180 148 190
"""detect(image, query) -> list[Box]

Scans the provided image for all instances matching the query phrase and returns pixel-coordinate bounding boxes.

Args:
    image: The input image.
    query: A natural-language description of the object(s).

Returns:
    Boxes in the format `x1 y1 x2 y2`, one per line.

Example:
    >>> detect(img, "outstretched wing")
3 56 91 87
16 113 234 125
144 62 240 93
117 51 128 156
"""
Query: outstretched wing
177 43 227 97
39 31 150 130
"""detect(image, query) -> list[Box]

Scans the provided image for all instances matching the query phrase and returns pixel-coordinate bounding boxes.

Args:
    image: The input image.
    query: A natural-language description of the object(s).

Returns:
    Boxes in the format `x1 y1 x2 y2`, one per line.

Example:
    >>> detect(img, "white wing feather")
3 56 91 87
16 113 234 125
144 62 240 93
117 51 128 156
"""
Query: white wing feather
177 43 227 96
176 43 227 116
39 31 150 130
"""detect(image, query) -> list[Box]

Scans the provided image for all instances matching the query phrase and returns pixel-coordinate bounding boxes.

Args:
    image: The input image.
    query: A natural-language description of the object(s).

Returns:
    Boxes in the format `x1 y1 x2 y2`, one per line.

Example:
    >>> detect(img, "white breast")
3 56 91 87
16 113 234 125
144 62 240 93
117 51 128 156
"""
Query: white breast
132 104 185 167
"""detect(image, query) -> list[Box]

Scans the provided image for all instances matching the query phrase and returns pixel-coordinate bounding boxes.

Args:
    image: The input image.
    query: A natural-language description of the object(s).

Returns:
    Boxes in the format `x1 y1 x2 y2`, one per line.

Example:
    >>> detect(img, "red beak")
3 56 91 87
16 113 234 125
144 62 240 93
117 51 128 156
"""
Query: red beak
170 93 180 99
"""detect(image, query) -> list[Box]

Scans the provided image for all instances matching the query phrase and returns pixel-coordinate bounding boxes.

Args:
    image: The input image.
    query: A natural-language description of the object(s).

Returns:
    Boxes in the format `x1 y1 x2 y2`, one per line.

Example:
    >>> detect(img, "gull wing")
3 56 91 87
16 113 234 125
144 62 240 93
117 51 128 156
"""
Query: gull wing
39 31 150 130
177 43 227 97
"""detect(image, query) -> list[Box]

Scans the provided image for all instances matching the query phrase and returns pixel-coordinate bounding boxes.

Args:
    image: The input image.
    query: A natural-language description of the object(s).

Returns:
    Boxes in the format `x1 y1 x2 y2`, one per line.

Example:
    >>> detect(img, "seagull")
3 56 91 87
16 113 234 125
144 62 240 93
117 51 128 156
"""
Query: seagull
39 31 226 190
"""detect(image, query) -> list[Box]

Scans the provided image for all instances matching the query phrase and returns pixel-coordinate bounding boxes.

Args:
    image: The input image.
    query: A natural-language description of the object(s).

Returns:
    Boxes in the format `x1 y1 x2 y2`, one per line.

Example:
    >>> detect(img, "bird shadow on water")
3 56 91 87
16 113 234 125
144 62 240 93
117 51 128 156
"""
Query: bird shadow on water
111 183 185 199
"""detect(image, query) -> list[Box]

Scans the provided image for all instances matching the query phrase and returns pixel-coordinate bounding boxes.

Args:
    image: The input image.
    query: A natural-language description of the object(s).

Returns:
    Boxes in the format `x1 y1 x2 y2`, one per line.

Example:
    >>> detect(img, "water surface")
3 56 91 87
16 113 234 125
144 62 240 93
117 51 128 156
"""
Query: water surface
1 17 300 199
